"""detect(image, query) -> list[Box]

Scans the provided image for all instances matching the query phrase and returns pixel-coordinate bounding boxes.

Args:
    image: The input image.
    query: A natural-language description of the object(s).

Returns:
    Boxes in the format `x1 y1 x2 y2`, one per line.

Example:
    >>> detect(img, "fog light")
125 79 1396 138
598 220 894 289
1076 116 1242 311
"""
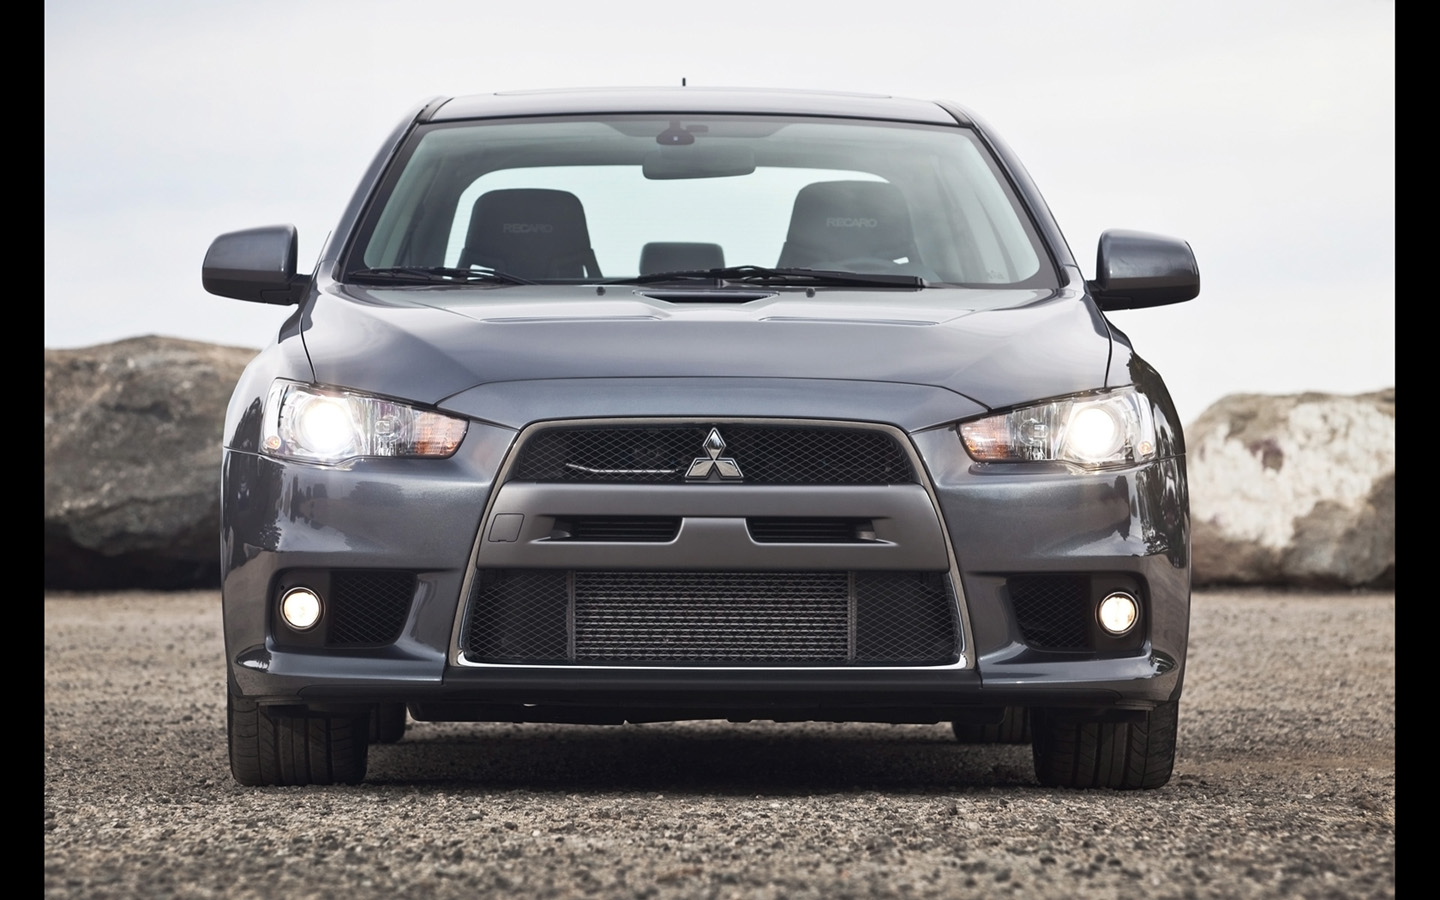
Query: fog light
280 587 323 631
1097 591 1139 635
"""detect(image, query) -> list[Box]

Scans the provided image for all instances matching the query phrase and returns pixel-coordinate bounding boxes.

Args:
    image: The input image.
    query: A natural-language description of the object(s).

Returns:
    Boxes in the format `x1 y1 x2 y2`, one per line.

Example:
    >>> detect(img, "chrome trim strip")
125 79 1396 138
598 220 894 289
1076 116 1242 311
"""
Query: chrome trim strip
454 656 969 671
564 463 678 475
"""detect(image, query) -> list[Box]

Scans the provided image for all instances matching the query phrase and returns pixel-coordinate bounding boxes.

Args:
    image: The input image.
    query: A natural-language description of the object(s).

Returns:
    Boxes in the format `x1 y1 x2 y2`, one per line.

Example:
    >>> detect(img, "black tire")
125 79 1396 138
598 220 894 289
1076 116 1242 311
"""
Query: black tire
951 707 1031 743
228 692 369 786
369 703 408 744
1030 700 1178 790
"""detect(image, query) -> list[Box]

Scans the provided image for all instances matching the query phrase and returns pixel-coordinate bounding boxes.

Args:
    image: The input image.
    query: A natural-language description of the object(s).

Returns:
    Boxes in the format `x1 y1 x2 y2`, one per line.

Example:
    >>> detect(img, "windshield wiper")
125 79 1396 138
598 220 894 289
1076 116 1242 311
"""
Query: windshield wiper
347 266 536 286
606 265 925 288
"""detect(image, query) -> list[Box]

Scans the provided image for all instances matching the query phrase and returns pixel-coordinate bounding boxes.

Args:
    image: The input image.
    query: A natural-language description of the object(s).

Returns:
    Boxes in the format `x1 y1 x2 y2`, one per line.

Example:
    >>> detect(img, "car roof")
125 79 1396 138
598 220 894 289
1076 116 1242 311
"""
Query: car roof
425 86 970 126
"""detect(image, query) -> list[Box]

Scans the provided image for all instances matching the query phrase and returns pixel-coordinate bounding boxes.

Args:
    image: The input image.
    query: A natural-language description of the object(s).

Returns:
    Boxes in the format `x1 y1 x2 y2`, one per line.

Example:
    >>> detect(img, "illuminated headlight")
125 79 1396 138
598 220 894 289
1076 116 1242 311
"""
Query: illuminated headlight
958 388 1157 468
279 587 323 630
261 380 467 465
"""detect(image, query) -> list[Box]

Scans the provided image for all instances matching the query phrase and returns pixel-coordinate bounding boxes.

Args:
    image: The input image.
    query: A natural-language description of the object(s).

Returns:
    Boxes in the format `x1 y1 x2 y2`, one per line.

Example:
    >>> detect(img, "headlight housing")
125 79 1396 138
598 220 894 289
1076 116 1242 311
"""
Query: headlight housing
261 380 467 465
959 387 1157 468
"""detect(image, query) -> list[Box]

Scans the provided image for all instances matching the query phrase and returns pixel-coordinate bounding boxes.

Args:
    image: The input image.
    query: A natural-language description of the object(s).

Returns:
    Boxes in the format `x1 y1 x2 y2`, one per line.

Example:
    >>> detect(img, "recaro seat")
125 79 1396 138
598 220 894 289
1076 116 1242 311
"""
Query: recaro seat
639 242 725 274
776 180 921 272
458 188 602 279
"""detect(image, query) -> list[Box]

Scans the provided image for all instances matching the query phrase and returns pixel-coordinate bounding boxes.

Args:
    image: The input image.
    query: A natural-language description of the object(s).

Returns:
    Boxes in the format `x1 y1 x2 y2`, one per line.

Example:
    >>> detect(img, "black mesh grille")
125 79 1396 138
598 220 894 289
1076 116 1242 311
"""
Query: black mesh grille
465 571 570 662
463 570 958 665
328 571 417 647
1008 575 1090 650
855 571 958 662
511 424 915 484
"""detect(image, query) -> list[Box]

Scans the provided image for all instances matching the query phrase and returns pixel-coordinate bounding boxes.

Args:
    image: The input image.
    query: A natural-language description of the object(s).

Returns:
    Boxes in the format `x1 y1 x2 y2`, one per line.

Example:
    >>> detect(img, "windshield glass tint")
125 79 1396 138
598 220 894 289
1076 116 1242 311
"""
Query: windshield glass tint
350 116 1053 287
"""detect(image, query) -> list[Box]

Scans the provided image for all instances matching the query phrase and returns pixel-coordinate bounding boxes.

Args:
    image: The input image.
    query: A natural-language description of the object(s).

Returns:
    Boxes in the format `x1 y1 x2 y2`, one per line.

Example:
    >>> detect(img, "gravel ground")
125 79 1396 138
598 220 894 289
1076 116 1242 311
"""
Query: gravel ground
44 588 1394 899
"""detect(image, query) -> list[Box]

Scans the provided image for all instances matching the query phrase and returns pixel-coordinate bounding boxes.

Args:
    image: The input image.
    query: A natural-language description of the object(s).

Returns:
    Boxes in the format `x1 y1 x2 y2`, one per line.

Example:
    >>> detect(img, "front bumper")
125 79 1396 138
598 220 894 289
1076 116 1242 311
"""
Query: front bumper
222 415 1189 722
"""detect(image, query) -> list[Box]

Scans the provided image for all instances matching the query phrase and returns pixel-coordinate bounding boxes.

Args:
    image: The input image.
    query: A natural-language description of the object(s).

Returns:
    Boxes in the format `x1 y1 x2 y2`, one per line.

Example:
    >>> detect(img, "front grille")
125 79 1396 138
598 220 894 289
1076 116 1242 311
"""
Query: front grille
1008 575 1090 650
511 424 915 484
328 571 417 646
463 570 958 665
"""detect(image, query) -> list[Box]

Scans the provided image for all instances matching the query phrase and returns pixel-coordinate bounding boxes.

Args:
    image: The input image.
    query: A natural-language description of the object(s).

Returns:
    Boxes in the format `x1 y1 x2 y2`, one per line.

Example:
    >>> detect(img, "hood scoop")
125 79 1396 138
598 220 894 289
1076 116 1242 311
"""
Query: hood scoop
760 315 936 326
639 290 776 304
482 315 661 323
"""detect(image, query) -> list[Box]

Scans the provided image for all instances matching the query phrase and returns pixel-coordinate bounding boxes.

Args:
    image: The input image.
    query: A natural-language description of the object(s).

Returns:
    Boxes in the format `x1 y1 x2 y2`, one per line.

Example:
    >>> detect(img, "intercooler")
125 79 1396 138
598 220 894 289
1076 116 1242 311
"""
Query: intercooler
463 569 959 666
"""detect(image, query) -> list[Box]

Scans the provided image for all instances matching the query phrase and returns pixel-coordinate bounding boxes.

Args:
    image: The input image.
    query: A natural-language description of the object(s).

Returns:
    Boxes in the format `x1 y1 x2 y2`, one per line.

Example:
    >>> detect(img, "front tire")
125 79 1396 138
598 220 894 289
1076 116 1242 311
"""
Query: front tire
1031 700 1178 790
228 693 369 786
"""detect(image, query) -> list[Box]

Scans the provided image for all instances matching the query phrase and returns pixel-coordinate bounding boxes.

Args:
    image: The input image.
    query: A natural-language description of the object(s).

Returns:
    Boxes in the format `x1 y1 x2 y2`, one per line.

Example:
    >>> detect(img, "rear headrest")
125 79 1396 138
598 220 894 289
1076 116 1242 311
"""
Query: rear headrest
777 180 918 269
459 188 601 279
639 242 725 274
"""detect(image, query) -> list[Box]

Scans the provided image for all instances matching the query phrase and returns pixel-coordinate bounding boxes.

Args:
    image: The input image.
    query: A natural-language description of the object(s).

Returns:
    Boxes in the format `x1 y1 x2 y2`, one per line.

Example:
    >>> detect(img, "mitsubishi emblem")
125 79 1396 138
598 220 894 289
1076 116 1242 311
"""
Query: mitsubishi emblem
685 428 744 481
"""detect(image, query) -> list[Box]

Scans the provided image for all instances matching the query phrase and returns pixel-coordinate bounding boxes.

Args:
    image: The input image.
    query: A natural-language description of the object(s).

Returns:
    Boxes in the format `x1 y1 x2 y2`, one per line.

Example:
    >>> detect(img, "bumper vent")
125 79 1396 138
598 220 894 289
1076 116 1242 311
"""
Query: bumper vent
328 571 417 646
550 517 680 542
1007 575 1090 650
464 570 958 665
747 518 874 543
511 424 915 485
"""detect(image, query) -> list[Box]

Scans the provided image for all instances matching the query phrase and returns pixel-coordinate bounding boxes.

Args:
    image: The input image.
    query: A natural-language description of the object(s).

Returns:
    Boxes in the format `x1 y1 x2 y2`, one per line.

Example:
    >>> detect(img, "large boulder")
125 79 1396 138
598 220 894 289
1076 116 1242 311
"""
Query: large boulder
1187 389 1394 589
44 337 258 590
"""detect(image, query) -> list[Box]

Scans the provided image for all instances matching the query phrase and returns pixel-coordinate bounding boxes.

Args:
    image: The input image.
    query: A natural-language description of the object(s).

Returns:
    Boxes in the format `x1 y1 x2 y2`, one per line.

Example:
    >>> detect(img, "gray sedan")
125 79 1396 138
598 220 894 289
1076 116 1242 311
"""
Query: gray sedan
204 86 1200 789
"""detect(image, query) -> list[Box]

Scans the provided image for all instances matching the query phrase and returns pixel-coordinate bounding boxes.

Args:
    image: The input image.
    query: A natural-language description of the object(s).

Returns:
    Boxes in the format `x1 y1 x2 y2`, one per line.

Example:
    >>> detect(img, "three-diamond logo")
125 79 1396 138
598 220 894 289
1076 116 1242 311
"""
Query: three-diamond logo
685 428 744 481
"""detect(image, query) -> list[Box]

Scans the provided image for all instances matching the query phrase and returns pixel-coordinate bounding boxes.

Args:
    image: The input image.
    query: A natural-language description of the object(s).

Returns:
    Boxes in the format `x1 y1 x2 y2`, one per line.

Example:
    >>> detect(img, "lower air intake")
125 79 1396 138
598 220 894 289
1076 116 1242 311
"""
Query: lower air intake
463 570 958 665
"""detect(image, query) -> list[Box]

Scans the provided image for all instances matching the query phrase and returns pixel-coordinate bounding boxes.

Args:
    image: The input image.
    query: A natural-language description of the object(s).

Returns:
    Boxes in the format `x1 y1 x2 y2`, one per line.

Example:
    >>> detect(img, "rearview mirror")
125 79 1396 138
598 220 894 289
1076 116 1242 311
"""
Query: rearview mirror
643 145 756 180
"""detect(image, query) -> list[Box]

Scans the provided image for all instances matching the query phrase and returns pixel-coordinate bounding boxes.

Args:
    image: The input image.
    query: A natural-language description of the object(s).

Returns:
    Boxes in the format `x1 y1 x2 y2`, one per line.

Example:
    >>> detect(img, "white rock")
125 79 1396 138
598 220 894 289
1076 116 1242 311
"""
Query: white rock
1187 390 1394 587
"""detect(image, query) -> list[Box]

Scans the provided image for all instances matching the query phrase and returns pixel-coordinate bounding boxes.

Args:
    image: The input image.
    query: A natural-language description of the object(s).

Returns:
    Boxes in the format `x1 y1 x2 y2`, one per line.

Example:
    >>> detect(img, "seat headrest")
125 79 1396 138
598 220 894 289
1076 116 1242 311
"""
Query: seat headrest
639 242 725 274
459 188 600 279
777 180 918 268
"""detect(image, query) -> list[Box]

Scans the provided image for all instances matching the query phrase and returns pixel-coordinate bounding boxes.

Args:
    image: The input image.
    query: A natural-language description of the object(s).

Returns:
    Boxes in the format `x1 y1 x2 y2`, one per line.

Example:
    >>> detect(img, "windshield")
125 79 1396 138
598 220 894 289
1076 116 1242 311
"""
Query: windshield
345 115 1056 289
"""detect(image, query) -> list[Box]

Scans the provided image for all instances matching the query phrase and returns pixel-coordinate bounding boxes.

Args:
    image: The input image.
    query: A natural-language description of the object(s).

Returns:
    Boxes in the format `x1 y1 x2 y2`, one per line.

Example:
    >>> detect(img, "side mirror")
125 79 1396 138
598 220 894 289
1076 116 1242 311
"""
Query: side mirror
1089 229 1200 310
202 225 308 305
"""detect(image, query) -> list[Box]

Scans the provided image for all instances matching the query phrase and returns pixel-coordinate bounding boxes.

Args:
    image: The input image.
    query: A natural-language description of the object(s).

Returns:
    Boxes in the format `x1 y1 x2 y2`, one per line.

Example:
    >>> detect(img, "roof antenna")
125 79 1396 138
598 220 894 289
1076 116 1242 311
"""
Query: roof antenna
682 77 687 87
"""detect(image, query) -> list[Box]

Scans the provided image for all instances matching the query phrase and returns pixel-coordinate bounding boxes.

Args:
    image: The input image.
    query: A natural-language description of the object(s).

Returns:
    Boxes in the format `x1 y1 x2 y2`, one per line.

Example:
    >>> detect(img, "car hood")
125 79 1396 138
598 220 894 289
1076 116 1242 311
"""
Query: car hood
301 284 1115 431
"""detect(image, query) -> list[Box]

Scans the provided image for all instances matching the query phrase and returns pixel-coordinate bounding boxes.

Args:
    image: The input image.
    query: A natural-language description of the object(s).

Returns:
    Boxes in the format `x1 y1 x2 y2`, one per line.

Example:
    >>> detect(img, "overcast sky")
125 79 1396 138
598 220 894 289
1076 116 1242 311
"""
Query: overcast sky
43 0 1393 425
